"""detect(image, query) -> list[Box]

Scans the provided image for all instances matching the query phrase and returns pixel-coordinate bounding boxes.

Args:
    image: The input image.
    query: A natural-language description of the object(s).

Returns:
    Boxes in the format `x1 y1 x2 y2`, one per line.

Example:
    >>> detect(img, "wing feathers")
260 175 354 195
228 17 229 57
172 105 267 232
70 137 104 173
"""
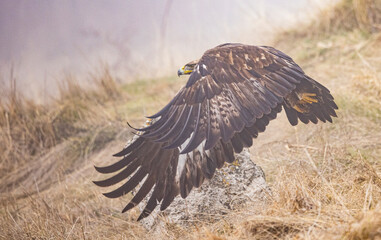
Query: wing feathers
160 153 180 211
180 103 203 154
143 106 179 138
224 142 235 163
231 134 244 153
122 175 155 212
103 167 147 198
283 103 299 126
202 152 217 178
154 105 188 142
93 160 140 187
164 104 198 149
263 75 293 97
94 155 135 174
113 136 144 157
238 127 253 147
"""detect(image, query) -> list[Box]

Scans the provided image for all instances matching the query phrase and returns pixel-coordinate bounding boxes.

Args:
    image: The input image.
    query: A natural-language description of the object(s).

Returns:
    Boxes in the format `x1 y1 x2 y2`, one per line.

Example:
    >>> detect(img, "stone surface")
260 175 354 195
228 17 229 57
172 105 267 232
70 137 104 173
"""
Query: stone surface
138 148 269 230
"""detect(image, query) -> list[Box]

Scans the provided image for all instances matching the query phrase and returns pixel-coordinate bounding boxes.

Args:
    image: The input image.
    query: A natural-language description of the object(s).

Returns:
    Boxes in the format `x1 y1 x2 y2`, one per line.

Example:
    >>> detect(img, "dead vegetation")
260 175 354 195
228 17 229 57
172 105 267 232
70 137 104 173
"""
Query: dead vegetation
1 0 381 239
344 204 381 240
0 67 123 195
280 0 381 39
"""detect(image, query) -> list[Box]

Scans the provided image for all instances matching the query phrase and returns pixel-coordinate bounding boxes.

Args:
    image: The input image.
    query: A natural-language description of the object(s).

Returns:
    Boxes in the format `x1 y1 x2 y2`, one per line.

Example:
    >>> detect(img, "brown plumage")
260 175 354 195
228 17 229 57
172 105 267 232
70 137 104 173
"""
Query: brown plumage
94 43 338 220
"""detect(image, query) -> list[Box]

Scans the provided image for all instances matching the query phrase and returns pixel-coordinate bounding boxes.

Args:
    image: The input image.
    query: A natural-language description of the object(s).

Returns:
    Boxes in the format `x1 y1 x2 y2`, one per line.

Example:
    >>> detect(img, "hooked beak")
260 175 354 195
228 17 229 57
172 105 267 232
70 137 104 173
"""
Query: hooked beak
177 67 184 77
177 65 193 77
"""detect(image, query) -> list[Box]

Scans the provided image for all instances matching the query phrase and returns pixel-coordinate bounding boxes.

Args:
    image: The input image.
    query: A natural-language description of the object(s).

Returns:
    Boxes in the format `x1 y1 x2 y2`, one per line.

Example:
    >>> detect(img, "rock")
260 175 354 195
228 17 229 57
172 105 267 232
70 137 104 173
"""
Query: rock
138 148 269 230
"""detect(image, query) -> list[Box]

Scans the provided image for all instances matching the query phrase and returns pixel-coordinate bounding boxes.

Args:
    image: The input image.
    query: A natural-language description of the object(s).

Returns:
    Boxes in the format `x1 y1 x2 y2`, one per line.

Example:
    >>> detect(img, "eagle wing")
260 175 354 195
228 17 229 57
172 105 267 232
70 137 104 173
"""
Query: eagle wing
94 44 338 220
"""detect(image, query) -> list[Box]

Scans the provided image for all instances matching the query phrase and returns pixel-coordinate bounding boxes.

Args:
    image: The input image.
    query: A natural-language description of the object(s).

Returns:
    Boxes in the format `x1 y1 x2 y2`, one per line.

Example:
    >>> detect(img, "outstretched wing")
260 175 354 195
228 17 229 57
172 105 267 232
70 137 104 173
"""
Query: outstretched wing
139 44 305 152
94 44 338 220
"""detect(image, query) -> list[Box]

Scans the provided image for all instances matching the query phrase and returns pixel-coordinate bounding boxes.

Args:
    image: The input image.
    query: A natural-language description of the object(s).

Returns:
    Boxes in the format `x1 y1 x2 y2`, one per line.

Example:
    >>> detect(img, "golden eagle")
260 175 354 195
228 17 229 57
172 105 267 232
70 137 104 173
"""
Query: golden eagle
94 43 338 220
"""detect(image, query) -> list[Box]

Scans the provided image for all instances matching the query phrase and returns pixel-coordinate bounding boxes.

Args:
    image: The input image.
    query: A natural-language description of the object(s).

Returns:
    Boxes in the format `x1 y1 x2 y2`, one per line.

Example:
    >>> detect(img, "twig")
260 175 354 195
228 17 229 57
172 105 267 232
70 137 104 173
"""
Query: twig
363 177 373 214
303 148 352 218
307 201 322 237
358 150 381 188
5 112 12 149
7 209 22 232
356 51 379 79
65 217 79 240
287 144 319 150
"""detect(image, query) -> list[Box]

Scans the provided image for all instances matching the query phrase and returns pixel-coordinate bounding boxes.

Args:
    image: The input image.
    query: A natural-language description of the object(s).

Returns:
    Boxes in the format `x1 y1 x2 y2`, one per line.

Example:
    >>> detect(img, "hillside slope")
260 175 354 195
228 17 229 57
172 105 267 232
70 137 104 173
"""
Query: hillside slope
1 0 381 239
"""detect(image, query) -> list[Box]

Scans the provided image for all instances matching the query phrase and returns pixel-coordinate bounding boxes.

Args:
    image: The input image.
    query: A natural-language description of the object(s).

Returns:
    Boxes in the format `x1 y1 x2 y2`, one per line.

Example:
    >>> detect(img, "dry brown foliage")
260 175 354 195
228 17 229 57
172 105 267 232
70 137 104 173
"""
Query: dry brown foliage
1 1 381 239
277 0 381 40
0 67 123 194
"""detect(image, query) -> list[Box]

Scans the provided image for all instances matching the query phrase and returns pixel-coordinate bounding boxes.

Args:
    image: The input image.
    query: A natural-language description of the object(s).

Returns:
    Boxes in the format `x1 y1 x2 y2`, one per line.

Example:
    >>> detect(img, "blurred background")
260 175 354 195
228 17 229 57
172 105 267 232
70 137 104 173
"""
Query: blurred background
0 0 333 101
1 1 381 239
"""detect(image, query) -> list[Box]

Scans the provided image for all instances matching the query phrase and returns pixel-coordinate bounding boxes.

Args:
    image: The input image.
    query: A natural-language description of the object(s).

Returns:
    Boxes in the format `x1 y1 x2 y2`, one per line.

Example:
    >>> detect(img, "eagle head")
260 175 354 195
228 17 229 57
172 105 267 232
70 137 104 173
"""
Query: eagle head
178 60 198 76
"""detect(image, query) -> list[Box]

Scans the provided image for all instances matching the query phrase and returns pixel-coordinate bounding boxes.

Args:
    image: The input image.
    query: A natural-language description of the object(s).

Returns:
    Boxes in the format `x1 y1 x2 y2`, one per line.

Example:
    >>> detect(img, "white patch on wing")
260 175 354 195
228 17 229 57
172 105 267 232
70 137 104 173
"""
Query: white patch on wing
176 138 206 181
196 65 200 74
176 153 187 180
205 148 210 158
260 53 266 60
202 64 207 70
180 131 193 151
176 132 193 180
195 139 205 153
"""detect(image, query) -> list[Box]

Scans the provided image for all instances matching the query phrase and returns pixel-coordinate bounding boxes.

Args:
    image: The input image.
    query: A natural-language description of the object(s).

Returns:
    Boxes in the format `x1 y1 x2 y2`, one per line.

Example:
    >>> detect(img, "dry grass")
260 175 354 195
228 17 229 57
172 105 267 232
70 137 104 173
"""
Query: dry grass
279 0 381 40
344 204 381 239
0 67 123 194
1 0 381 239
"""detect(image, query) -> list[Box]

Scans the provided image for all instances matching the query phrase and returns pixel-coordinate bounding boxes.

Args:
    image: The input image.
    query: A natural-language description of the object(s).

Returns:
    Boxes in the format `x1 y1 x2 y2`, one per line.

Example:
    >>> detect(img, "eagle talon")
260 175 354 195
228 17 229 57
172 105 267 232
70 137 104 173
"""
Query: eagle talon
301 93 318 104
293 104 305 113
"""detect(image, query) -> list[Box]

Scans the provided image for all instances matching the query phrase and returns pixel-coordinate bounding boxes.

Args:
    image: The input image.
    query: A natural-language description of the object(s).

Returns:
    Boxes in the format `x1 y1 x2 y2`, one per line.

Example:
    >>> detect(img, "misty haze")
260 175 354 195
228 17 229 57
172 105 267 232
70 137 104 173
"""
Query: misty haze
1 0 324 101
2 0 380 239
